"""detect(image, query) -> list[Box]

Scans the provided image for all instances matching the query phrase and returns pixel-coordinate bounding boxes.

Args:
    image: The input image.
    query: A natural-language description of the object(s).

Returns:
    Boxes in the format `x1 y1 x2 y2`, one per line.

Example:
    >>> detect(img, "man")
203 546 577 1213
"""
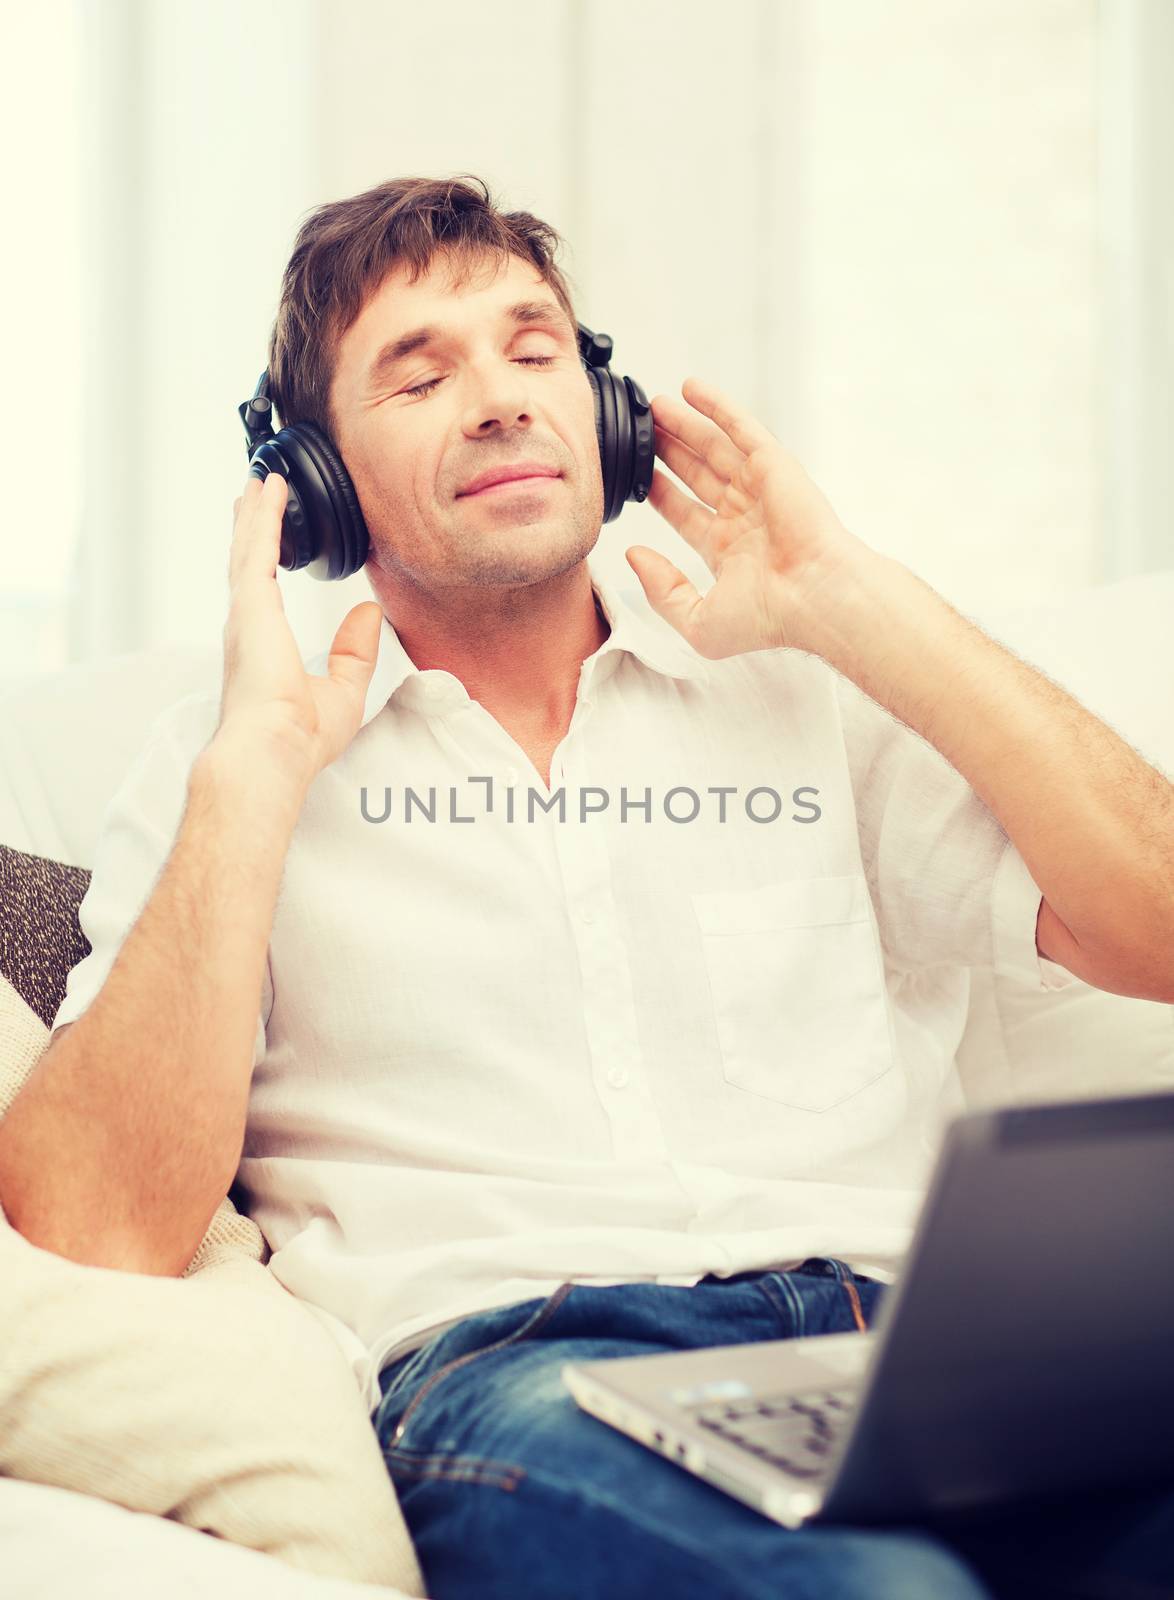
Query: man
2 175 1172 1599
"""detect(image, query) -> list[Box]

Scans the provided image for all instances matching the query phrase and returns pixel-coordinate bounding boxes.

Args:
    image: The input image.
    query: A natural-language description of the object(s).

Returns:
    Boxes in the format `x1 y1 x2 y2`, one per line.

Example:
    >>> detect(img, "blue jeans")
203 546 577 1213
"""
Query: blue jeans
374 1260 1174 1599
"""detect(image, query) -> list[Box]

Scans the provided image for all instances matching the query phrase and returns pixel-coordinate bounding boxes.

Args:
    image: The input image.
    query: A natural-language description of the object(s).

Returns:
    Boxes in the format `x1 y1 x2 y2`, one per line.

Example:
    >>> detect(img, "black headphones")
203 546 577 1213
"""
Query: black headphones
237 321 653 582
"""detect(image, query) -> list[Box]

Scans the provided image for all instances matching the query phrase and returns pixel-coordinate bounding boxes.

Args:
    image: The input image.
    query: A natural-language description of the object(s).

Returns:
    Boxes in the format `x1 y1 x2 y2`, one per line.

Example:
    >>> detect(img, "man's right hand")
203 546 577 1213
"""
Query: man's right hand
217 469 383 790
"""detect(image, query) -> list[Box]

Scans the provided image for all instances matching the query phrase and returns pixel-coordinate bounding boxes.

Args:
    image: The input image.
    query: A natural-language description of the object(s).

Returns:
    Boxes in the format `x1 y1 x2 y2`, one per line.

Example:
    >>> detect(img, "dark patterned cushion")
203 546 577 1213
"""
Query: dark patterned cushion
0 845 92 1030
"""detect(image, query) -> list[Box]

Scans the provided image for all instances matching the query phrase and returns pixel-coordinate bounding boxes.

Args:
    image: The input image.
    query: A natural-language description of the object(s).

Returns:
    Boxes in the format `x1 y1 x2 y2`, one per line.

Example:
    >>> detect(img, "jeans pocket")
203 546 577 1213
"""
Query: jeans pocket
382 1282 576 1457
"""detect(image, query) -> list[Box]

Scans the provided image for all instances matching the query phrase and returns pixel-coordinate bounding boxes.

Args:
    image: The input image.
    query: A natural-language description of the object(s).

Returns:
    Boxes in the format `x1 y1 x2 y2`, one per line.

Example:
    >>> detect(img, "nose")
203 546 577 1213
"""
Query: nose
462 361 534 436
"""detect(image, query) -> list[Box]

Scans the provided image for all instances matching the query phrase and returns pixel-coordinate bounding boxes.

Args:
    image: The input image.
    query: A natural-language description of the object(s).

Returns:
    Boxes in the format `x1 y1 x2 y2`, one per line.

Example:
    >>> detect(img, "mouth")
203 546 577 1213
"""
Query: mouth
460 475 562 499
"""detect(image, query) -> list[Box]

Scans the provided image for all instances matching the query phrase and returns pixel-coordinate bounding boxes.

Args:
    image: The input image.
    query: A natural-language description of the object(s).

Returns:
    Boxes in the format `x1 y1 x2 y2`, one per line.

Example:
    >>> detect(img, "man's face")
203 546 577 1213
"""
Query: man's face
329 250 605 595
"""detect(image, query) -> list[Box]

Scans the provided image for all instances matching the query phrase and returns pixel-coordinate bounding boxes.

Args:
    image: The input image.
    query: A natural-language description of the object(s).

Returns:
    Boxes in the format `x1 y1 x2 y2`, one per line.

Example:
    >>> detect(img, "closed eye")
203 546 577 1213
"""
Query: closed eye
403 355 556 400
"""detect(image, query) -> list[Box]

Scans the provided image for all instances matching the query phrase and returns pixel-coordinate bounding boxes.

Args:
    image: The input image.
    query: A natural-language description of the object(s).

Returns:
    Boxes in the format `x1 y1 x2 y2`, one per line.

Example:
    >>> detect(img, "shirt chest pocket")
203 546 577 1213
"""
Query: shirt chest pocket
690 874 896 1114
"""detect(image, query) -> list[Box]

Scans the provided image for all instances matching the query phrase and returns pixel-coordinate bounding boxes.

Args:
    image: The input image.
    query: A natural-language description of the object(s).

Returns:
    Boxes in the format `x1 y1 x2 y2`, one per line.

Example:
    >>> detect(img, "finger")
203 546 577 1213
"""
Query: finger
653 425 725 511
236 469 265 520
650 391 745 481
326 601 384 694
231 471 287 590
646 465 714 557
624 545 704 646
679 375 777 456
228 472 267 585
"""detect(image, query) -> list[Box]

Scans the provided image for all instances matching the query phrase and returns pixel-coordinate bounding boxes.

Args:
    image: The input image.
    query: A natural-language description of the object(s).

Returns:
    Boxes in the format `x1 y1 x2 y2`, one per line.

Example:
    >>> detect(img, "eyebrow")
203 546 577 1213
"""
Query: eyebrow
364 300 576 391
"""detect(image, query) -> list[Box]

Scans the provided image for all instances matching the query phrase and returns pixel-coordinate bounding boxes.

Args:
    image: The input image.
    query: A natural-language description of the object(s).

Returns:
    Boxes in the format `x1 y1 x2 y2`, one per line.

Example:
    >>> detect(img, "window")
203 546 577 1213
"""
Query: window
0 4 82 688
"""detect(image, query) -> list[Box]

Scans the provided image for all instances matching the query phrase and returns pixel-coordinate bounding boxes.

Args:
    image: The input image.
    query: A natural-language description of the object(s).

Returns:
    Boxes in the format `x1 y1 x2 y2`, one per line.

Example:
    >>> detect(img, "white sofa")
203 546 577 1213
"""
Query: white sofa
0 1476 416 1600
1 571 1172 1591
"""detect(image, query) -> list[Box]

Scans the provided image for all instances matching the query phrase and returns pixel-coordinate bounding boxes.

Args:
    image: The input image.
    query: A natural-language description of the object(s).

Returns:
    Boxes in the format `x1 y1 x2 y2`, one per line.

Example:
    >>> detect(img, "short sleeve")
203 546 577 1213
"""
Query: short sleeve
831 668 1078 990
990 837 1082 993
51 694 272 1061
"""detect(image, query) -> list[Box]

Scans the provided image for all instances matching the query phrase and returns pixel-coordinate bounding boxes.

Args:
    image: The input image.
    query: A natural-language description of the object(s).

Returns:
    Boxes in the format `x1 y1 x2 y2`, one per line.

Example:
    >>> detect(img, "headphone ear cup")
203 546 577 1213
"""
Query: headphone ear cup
616 373 653 511
587 365 653 523
589 364 620 523
246 438 316 571
258 423 369 581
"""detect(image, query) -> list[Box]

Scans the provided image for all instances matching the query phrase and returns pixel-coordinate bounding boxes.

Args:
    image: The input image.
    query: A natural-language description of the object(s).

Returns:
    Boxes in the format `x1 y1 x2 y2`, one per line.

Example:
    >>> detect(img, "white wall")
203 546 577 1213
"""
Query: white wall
5 0 1169 684
1099 0 1174 581
65 0 325 667
307 0 1107 632
0 3 81 680
794 0 1101 607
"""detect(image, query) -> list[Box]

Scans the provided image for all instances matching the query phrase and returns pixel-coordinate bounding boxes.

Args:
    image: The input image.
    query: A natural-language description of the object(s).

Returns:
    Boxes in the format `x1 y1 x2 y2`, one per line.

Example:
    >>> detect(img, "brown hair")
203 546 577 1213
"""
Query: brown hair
267 173 580 441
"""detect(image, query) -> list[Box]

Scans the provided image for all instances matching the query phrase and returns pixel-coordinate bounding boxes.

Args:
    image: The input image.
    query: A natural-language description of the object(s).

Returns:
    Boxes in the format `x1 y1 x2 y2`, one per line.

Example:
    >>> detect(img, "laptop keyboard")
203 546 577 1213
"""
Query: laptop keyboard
690 1387 858 1480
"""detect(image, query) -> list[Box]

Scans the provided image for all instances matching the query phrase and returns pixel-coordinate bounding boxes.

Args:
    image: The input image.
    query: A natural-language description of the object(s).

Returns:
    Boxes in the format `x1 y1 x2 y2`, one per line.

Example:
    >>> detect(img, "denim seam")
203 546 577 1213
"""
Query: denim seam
385 1441 529 1474
757 1270 806 1336
840 1273 868 1332
385 1454 525 1491
821 1257 870 1332
388 1281 576 1449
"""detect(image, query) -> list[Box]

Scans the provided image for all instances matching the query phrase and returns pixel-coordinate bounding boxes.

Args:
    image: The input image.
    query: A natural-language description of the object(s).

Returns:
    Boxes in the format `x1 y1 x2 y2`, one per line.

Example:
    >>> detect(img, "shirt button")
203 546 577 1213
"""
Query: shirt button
607 1065 629 1089
579 907 595 925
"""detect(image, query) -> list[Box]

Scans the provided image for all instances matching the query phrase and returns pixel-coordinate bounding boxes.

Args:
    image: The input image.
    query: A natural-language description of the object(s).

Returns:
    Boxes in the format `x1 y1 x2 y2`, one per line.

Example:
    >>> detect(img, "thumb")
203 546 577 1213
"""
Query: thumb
625 545 702 643
327 600 384 694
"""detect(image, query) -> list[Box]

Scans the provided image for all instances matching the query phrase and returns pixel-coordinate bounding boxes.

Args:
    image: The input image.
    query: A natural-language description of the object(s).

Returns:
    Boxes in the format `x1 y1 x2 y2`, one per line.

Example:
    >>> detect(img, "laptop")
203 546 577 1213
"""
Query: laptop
561 1089 1174 1531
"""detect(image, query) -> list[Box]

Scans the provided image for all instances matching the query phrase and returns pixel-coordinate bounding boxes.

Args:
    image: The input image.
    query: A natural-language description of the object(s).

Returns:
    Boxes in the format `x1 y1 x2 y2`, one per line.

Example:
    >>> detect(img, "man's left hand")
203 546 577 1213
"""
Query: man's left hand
626 376 873 658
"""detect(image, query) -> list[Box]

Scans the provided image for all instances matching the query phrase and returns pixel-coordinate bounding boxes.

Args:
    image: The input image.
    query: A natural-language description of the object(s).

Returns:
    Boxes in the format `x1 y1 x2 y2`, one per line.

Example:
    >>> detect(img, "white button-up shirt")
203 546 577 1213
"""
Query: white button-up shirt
54 547 1076 1416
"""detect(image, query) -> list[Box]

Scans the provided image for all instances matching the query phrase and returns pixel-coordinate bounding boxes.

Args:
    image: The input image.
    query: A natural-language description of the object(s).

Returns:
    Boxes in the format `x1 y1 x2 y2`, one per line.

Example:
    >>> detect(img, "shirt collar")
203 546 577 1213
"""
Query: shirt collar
310 544 711 732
